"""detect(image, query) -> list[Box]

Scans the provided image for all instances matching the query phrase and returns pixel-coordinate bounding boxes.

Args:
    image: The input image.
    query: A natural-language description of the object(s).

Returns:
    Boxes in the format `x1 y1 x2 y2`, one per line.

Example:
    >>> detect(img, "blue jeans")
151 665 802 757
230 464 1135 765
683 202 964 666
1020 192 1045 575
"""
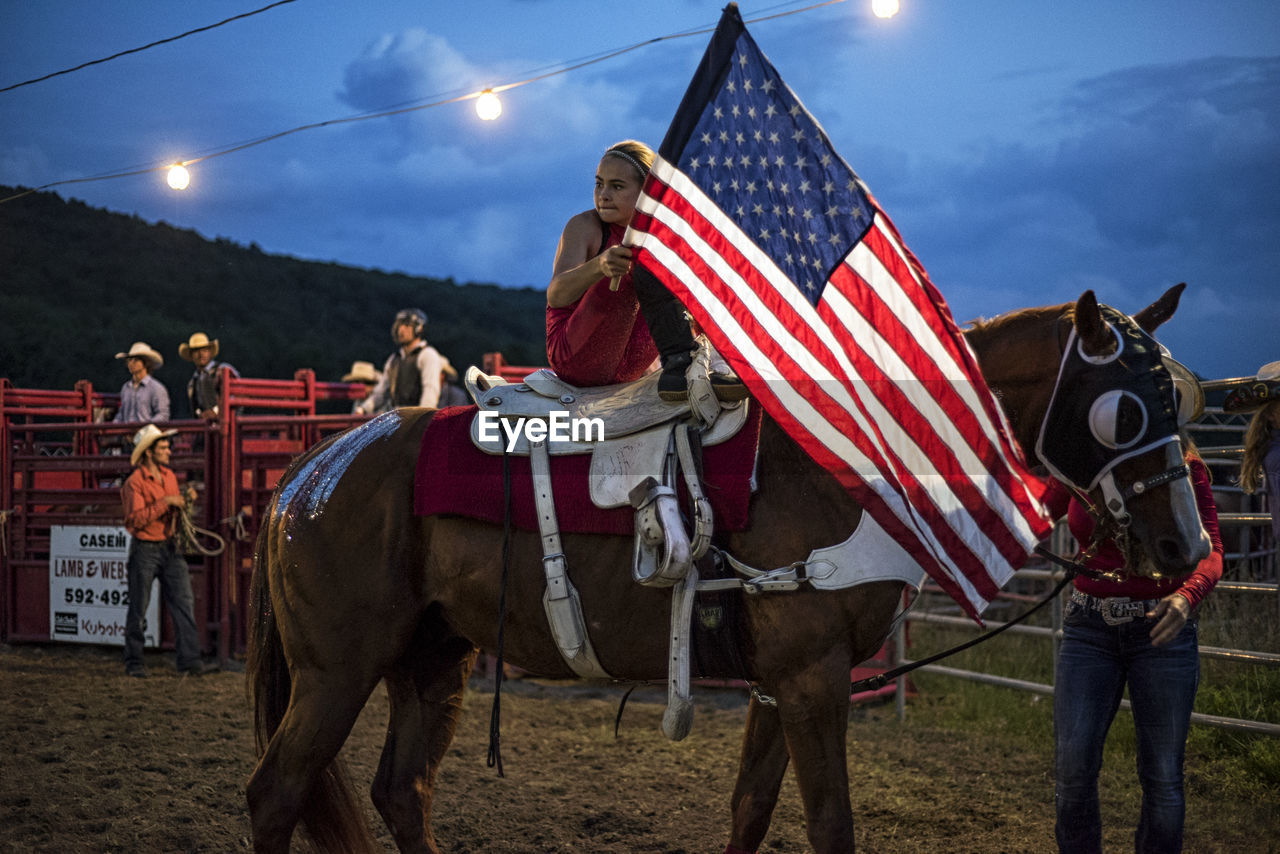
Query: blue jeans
123 539 202 670
1054 598 1199 853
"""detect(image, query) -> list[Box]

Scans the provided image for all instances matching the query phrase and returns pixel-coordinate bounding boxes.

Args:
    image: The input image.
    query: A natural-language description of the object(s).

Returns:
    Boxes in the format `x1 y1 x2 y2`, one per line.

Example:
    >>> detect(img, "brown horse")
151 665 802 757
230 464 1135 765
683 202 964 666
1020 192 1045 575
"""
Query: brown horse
246 285 1207 854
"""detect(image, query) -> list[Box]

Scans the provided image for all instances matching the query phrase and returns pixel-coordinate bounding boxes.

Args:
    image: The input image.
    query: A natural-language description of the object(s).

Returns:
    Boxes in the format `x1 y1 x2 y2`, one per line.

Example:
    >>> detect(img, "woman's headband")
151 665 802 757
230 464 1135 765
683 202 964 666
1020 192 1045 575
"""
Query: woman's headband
604 148 649 181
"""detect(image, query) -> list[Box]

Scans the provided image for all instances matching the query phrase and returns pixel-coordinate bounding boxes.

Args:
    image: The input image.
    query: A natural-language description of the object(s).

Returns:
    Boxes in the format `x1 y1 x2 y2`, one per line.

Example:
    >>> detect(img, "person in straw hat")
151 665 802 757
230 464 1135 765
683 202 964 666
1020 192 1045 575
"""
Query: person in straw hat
1226 360 1280 542
341 360 383 415
179 332 239 421
120 424 215 677
112 341 170 423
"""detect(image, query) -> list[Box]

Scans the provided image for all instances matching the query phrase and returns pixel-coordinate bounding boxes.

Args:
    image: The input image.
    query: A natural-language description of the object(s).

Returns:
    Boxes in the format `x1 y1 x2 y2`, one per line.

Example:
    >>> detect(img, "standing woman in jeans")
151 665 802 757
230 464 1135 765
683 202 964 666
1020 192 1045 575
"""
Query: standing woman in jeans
1052 436 1223 853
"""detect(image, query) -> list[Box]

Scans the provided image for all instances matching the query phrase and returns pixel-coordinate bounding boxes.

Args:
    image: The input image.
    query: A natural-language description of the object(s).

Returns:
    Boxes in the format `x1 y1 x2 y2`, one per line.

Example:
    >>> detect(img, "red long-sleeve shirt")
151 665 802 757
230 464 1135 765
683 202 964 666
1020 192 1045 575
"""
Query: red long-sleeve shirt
121 465 181 542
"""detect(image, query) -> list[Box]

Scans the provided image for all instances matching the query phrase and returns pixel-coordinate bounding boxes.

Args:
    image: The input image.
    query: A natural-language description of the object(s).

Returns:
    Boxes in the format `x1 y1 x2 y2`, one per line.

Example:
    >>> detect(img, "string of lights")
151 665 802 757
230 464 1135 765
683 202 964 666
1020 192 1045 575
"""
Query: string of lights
0 0 898 205
0 0 298 95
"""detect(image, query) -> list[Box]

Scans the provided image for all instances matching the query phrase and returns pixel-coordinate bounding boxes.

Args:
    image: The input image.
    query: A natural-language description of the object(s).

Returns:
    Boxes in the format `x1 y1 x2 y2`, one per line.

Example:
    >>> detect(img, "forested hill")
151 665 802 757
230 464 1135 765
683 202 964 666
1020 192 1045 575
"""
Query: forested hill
0 185 548 396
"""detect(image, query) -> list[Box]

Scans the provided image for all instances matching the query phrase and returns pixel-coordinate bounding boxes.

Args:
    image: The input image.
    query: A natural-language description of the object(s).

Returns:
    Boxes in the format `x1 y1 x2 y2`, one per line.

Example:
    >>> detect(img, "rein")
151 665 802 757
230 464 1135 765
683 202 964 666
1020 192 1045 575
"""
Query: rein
846 545 1101 696
486 450 514 777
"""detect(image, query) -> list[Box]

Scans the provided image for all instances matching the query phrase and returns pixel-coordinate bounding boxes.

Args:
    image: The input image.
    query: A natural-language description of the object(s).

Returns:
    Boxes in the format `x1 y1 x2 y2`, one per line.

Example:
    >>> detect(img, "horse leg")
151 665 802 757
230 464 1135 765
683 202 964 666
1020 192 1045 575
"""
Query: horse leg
725 695 791 854
371 627 478 854
772 653 858 854
246 667 383 854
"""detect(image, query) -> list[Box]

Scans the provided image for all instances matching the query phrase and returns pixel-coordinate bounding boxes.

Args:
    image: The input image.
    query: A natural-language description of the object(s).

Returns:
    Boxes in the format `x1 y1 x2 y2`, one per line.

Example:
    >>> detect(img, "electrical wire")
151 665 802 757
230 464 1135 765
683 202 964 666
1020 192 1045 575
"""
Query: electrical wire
0 0 850 205
0 0 298 94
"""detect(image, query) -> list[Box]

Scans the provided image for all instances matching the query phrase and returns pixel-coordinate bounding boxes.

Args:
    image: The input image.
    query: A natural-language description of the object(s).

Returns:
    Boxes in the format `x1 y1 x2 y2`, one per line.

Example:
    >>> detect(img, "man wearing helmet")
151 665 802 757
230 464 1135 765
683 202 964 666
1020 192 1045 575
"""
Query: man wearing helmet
355 308 445 414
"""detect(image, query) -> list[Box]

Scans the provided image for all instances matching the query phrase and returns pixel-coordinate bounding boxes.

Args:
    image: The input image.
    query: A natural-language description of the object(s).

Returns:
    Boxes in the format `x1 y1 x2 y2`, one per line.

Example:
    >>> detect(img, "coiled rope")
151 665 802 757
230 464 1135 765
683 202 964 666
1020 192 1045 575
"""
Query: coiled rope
176 504 227 556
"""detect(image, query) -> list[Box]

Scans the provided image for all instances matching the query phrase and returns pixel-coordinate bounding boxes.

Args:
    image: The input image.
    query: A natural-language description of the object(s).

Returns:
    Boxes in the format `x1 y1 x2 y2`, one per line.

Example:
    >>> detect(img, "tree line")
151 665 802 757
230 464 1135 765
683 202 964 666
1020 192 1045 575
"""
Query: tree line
0 186 548 405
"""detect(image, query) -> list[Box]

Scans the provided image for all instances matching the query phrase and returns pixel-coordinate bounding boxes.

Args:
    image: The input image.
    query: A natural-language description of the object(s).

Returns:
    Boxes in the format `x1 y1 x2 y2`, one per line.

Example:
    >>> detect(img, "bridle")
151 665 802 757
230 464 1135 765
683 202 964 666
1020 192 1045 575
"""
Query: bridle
1036 309 1192 532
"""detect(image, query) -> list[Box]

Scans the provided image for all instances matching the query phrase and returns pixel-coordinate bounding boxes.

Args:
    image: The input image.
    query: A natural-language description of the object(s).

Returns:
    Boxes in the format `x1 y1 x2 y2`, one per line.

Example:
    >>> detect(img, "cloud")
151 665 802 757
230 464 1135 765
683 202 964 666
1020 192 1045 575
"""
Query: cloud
272 27 700 285
863 55 1280 378
1049 56 1280 253
337 29 480 111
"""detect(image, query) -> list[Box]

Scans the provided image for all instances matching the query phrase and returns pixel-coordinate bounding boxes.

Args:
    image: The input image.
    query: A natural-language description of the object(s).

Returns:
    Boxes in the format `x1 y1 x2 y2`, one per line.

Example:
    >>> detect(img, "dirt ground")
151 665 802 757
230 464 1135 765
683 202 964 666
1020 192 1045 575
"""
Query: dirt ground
0 642 1271 854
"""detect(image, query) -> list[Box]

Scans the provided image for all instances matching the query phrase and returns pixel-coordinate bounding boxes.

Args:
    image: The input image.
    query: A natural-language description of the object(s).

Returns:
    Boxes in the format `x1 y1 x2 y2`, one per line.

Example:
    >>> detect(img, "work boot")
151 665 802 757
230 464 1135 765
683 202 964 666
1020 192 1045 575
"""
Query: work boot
658 354 750 402
657 351 695 401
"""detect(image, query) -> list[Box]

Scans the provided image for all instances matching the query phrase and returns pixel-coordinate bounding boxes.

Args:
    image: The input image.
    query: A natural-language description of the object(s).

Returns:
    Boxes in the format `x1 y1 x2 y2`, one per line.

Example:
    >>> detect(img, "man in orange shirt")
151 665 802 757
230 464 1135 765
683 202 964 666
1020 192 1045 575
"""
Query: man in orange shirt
120 424 212 677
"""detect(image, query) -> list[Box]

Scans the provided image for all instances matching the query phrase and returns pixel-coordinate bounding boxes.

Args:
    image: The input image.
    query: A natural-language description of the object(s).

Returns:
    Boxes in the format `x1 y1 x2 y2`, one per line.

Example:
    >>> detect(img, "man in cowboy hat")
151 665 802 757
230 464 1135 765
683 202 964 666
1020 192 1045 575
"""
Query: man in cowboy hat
113 341 171 423
342 360 382 414
179 332 239 421
120 424 214 677
354 308 444 415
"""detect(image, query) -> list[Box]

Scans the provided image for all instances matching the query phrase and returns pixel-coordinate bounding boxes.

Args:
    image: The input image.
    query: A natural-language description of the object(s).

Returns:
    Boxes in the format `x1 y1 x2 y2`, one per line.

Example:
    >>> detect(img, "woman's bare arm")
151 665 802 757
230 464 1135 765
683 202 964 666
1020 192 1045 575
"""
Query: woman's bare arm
547 211 634 308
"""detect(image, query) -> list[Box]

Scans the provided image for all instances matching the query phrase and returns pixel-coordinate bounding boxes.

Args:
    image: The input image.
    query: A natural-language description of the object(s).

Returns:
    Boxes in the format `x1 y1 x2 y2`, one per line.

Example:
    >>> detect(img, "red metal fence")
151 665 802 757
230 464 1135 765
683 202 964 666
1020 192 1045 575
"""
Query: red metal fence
0 369 370 661
1 353 526 662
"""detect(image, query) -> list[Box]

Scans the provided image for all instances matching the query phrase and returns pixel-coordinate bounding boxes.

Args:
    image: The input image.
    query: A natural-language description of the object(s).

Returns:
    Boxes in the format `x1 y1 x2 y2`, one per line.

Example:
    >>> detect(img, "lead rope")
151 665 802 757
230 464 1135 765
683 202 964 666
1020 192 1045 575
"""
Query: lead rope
487 450 514 776
847 545 1106 695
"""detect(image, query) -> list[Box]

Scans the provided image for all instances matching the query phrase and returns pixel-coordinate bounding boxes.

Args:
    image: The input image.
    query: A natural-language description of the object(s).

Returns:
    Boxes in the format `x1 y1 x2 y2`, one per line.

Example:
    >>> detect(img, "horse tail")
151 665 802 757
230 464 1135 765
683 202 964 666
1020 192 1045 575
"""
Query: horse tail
246 516 376 854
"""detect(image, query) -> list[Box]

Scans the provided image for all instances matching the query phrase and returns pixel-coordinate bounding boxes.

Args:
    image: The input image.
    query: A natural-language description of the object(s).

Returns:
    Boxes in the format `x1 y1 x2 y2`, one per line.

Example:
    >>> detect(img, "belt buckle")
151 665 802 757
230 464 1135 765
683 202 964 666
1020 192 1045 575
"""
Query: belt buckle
1101 597 1144 626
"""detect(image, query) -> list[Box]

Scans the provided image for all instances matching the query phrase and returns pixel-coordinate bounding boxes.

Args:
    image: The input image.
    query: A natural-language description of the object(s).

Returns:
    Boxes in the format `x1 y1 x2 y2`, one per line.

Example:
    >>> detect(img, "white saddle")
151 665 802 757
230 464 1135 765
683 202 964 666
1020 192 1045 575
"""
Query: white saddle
463 363 749 511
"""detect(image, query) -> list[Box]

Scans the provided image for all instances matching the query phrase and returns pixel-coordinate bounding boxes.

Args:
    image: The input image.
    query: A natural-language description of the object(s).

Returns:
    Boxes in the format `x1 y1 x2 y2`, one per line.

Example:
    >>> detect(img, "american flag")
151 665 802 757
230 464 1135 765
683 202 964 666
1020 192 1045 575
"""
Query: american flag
625 5 1053 618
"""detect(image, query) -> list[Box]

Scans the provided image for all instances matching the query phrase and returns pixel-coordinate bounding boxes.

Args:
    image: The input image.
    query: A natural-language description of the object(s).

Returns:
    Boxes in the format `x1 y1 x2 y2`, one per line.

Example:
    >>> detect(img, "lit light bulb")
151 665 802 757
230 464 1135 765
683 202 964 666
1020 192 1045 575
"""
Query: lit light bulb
167 164 190 190
872 0 900 18
475 90 502 121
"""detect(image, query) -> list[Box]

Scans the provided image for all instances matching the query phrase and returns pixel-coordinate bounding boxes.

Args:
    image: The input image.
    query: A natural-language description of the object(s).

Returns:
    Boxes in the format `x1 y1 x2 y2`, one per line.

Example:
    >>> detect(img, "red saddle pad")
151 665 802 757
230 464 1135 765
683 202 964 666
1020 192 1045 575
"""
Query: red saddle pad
414 405 761 535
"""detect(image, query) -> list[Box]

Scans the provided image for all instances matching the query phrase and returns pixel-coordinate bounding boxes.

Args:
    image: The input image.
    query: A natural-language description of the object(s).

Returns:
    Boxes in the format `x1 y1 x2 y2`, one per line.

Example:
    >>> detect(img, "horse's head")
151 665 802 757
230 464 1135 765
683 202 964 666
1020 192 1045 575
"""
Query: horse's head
1036 284 1210 578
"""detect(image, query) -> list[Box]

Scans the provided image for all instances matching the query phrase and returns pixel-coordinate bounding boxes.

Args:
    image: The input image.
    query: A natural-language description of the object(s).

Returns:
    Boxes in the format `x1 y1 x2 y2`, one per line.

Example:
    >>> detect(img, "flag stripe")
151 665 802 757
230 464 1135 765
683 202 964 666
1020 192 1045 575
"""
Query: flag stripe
818 267 1038 575
854 214 1039 476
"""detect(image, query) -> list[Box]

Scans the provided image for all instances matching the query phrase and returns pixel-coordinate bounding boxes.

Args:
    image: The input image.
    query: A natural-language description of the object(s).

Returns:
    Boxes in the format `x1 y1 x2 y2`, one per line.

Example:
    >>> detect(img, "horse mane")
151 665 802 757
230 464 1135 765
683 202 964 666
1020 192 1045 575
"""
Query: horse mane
960 302 1074 455
963 302 1072 345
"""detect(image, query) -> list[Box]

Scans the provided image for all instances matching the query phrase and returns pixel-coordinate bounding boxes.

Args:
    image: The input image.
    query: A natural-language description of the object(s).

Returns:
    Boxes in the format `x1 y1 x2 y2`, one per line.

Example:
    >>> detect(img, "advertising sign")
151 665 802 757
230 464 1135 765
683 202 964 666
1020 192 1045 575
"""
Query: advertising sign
49 525 158 647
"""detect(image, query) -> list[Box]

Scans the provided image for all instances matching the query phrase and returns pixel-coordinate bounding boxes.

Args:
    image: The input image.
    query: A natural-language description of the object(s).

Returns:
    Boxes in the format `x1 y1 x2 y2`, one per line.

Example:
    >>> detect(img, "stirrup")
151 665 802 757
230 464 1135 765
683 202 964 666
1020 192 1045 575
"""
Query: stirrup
708 373 748 401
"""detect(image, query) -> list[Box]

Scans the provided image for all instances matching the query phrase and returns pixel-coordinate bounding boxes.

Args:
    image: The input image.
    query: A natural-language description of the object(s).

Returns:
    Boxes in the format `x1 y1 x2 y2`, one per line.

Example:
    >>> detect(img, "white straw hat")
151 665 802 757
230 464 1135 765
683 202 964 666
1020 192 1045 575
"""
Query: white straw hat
130 424 178 467
115 341 164 370
342 361 380 383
